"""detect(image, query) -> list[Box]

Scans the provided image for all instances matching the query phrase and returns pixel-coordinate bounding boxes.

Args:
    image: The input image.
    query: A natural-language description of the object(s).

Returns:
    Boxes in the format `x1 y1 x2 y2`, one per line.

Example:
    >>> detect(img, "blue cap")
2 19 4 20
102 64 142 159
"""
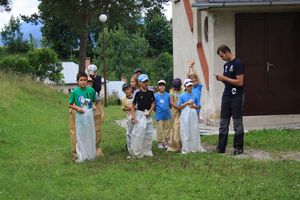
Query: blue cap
138 74 149 82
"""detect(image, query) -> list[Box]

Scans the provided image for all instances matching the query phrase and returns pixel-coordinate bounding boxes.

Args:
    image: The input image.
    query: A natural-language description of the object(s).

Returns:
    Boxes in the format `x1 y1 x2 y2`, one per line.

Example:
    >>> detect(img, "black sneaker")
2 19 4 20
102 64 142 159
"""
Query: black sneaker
233 149 243 155
216 147 225 154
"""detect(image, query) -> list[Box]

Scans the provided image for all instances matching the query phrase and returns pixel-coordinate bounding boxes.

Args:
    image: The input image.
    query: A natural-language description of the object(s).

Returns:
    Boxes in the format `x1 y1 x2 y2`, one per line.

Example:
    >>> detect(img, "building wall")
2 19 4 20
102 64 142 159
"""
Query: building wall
173 0 222 122
173 2 300 121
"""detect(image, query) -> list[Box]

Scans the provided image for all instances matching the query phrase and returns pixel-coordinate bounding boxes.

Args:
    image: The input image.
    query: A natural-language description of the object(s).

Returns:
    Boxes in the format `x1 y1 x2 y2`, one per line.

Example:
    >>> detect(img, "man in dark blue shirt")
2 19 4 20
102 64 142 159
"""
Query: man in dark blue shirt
214 45 245 155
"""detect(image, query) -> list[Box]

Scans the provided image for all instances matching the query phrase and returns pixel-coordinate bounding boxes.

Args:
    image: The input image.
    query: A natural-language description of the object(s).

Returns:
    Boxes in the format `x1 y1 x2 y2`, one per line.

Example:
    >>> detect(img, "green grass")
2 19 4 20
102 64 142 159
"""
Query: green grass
0 72 299 199
202 129 300 152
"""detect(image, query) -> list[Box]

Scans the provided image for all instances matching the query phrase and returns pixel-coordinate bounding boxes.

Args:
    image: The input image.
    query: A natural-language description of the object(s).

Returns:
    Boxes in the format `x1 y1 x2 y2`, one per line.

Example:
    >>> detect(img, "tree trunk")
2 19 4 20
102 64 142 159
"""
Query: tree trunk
78 3 89 73
79 30 88 73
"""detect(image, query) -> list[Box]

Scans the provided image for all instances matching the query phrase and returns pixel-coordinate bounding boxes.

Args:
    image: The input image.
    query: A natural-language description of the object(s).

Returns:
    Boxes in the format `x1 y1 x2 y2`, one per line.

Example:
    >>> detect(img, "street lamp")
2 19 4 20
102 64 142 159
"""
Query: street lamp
99 14 107 106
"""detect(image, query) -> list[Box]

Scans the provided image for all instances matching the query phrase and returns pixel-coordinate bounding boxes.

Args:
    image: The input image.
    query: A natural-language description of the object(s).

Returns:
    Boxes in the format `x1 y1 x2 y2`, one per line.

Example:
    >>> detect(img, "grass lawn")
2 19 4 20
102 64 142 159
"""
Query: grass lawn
0 72 299 199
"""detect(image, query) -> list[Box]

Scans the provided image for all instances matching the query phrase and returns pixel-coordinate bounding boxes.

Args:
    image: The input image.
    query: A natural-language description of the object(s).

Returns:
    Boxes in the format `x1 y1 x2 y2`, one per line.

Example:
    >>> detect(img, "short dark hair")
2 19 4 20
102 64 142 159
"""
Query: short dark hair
76 72 88 81
217 45 231 54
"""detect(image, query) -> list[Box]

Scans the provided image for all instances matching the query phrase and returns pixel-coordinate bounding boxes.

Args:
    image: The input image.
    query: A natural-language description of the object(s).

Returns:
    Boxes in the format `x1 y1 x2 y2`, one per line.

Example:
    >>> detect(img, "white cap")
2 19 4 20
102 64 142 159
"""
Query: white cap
184 79 193 87
157 80 166 85
87 64 97 75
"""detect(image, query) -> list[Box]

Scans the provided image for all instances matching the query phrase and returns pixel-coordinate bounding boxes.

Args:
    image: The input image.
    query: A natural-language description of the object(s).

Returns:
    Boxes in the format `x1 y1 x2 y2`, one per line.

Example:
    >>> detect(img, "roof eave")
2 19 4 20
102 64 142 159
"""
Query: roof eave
191 1 300 10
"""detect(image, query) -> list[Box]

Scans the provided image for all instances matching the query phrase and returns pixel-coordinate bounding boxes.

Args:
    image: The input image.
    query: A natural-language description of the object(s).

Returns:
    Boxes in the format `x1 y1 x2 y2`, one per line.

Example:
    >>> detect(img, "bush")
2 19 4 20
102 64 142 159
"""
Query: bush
106 94 120 106
27 48 63 83
0 48 63 83
0 55 32 74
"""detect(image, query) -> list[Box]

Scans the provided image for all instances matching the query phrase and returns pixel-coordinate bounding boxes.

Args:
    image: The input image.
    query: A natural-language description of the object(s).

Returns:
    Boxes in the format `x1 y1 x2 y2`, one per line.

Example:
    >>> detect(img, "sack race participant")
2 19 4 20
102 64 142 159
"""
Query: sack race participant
130 74 155 158
87 64 104 157
121 83 134 154
69 72 97 162
167 78 184 152
178 79 206 154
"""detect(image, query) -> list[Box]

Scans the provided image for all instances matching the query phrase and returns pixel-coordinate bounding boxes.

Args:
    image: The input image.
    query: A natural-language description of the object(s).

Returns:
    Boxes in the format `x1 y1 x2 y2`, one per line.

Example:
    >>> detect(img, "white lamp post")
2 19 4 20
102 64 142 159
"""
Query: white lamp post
99 14 107 106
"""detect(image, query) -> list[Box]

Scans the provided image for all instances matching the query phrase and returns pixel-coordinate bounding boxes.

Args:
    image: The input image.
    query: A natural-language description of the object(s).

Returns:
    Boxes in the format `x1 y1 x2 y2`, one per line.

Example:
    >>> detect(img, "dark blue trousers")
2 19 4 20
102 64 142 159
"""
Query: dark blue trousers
217 93 244 152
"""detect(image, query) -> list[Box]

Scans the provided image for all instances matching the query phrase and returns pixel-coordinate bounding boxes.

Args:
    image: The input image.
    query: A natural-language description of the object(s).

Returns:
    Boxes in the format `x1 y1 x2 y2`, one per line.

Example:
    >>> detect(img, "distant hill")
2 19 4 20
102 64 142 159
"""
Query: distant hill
0 22 42 47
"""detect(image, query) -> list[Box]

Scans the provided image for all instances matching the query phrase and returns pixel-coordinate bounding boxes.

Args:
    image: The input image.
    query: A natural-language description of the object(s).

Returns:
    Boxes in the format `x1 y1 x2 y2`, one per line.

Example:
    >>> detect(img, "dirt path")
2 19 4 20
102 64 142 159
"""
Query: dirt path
203 143 300 161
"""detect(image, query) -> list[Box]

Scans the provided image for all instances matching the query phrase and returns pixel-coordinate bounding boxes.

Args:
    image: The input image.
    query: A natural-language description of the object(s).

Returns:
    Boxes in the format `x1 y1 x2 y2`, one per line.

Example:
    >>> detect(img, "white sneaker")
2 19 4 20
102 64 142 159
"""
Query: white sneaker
145 152 154 157
157 143 164 149
181 151 187 155
200 147 207 152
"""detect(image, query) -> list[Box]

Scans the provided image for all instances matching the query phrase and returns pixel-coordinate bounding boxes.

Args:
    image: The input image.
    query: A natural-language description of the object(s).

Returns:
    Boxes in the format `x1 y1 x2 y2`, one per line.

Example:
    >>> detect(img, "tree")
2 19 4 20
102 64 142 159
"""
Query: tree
147 52 173 88
94 25 149 81
27 48 63 83
0 16 29 53
0 48 63 83
40 16 79 60
145 11 172 56
35 0 169 72
0 0 11 12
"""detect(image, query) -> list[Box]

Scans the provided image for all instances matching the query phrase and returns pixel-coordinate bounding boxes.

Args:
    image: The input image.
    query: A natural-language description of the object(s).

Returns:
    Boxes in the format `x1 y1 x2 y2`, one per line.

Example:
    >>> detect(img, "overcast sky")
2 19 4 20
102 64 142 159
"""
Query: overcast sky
0 0 172 29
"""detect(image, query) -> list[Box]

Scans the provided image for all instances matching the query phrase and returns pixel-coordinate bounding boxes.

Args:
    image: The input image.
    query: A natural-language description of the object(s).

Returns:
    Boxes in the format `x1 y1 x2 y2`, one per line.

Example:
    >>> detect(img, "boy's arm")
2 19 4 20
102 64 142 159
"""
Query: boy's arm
177 95 194 110
187 60 201 83
121 98 129 112
69 104 84 113
177 101 189 110
190 97 200 110
130 103 136 123
189 104 200 110
147 101 155 117
170 95 178 110
146 92 155 116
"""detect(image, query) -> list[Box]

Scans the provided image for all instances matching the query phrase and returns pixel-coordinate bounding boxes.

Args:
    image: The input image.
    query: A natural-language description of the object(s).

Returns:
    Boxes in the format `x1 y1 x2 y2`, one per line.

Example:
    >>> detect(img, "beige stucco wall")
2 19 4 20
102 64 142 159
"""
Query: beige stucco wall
173 0 224 122
173 2 300 122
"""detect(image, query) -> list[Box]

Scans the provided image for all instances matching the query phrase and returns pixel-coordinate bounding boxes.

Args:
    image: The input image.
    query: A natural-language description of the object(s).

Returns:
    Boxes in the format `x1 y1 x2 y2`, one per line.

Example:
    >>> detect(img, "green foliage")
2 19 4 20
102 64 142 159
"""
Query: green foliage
0 0 11 11
145 13 172 56
0 48 63 83
0 73 299 199
0 16 29 53
107 94 121 106
0 55 32 74
26 0 170 71
27 48 63 83
147 52 173 89
39 16 79 59
94 25 149 81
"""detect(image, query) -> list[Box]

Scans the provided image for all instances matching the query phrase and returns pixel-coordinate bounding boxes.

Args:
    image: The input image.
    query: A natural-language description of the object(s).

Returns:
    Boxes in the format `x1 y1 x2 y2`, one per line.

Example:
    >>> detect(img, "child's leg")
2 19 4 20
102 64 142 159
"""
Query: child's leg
167 112 181 152
75 109 96 162
131 111 146 157
126 115 134 154
162 120 171 146
156 120 163 145
144 116 154 156
69 109 77 161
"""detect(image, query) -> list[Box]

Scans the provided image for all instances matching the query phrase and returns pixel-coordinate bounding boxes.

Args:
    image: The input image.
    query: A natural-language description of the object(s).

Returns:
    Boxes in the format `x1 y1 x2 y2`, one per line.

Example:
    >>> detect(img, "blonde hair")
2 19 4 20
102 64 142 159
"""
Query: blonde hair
131 74 139 88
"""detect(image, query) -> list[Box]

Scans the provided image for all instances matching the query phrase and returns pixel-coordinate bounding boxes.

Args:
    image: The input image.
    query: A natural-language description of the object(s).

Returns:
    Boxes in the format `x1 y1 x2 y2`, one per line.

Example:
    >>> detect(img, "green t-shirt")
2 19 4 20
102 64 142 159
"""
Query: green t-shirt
69 86 96 109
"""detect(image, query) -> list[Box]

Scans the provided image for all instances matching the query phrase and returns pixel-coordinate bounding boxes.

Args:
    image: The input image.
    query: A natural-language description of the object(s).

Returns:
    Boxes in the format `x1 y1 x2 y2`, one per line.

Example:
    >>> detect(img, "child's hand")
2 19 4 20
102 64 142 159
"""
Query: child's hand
187 99 194 105
145 110 151 117
189 104 196 109
186 59 195 67
77 107 84 113
131 117 137 124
